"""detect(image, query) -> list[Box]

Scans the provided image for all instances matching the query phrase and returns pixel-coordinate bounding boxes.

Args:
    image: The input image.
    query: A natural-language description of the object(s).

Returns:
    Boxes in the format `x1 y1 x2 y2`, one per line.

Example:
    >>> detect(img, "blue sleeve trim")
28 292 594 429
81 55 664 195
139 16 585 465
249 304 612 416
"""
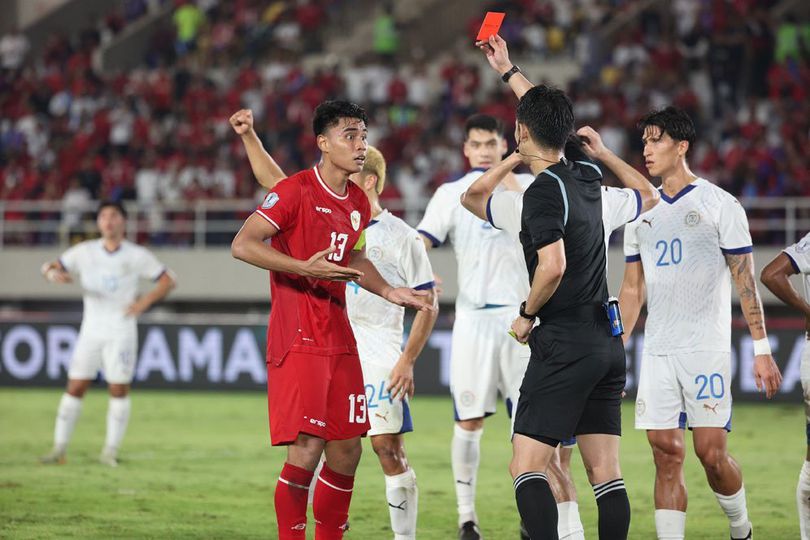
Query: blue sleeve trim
418 230 441 248
485 195 500 229
413 280 435 291
630 189 642 222
153 267 169 282
721 246 753 255
785 252 801 274
625 254 641 263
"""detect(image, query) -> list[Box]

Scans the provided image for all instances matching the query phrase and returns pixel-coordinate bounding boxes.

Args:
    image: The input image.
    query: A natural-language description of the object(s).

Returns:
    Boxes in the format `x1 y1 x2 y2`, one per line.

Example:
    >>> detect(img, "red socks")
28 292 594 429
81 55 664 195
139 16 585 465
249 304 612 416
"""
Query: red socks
275 463 314 539
313 464 355 540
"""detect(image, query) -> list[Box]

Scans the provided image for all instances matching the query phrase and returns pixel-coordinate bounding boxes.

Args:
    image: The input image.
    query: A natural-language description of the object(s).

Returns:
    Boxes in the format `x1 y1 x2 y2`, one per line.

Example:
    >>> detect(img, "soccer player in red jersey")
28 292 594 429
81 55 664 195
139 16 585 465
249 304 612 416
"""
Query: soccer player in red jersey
231 100 434 540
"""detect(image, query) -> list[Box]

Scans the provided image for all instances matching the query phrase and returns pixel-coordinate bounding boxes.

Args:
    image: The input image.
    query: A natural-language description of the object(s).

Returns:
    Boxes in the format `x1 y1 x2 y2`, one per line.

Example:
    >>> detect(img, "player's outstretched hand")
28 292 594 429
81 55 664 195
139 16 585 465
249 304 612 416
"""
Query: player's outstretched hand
753 354 783 398
475 34 512 75
576 126 607 160
45 268 72 284
510 316 533 344
229 109 254 136
384 287 437 312
387 357 415 400
301 246 364 281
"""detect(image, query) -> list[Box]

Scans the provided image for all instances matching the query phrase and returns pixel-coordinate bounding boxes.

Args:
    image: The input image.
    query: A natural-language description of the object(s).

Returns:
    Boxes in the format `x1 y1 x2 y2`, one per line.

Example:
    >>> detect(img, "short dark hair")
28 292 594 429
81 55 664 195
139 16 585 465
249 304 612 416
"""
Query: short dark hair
464 114 504 139
637 106 696 151
515 85 574 151
312 100 368 136
97 200 127 219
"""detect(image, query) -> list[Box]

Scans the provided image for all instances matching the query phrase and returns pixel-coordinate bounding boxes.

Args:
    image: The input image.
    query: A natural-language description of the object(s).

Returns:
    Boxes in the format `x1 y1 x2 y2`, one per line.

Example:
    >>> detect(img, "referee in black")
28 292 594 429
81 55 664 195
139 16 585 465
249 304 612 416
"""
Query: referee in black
505 83 630 540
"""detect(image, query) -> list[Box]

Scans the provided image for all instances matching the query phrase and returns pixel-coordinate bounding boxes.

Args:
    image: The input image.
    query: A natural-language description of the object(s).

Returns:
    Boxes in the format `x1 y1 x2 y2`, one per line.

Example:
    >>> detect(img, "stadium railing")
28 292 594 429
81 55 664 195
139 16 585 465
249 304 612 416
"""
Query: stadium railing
0 197 807 248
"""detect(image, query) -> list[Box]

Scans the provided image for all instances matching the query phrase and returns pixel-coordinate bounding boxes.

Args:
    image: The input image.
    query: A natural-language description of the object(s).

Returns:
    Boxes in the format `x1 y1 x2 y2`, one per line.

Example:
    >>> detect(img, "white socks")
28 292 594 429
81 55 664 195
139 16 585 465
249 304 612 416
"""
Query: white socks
714 485 751 539
655 509 686 539
104 396 131 453
54 393 83 452
452 424 482 524
557 501 585 539
385 468 418 540
798 460 810 540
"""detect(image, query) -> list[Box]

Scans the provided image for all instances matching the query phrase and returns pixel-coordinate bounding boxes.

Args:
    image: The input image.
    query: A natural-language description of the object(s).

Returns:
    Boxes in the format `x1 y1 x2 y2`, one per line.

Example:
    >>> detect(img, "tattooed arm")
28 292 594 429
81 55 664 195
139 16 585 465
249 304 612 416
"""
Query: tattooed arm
725 252 782 397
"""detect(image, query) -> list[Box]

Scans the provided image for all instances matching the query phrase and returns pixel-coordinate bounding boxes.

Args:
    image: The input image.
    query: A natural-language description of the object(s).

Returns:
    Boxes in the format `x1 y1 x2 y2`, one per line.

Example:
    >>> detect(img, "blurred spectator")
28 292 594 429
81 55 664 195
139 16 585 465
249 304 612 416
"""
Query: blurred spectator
0 26 29 73
373 3 399 60
173 0 205 56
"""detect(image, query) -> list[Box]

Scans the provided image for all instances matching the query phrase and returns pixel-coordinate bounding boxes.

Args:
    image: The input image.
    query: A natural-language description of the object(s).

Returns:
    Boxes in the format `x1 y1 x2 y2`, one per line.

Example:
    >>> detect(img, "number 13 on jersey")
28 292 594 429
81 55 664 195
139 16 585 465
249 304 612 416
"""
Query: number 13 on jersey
327 232 349 261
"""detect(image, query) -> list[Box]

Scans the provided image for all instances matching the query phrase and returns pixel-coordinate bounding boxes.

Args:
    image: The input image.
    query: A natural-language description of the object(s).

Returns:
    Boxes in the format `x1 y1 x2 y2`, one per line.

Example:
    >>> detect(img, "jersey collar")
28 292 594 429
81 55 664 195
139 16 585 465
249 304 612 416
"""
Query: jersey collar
313 165 349 200
660 183 698 204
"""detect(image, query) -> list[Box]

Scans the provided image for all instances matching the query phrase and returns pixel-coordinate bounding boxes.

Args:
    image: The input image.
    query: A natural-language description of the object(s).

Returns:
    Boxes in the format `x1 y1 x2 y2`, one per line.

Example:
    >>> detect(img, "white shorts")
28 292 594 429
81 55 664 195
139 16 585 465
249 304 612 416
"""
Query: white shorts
801 341 810 442
635 350 732 430
450 307 529 421
68 327 138 385
362 361 413 436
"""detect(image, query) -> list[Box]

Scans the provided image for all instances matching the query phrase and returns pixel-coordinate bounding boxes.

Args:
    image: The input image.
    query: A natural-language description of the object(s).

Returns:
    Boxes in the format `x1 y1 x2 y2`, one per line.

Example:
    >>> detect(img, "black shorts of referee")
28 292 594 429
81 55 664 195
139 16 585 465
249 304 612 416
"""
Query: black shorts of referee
513 302 625 446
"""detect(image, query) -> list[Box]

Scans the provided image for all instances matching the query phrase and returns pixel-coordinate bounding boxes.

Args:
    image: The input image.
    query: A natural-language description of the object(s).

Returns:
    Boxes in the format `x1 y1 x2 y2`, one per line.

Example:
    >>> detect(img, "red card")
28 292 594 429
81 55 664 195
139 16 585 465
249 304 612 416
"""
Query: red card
476 12 505 41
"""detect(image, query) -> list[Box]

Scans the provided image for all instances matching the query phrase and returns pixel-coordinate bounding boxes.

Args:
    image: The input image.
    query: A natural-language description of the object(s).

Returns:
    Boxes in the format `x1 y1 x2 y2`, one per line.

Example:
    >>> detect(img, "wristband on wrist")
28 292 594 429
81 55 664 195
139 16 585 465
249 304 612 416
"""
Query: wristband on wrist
501 64 520 83
753 337 771 356
519 301 537 321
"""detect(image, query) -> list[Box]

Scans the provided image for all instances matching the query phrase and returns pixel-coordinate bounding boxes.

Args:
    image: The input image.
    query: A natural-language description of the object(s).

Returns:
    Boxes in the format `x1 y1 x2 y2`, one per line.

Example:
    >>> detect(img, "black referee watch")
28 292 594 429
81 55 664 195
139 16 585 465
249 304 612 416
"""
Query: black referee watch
519 301 537 321
501 64 520 83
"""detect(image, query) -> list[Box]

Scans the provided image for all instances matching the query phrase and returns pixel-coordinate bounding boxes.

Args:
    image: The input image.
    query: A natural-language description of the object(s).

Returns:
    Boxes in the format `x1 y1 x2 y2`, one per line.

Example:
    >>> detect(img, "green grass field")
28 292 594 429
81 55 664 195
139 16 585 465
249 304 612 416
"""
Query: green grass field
0 388 804 539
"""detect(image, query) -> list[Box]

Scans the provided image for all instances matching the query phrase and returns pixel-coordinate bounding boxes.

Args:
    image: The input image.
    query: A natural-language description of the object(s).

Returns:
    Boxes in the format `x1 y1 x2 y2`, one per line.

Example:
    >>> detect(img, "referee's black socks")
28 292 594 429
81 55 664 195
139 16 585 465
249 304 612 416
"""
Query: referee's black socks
514 472 559 539
593 478 631 539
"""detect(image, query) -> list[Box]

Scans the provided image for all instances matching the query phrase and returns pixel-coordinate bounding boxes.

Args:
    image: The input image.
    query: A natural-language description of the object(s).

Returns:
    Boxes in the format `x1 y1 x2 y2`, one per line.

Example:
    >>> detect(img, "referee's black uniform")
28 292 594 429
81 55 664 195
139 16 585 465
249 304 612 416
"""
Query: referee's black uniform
513 157 626 445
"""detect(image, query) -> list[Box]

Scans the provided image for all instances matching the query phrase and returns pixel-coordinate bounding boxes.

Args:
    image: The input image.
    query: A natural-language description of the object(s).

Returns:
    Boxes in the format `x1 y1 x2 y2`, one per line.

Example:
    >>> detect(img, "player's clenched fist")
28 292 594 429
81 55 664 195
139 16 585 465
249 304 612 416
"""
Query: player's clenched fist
229 109 254 136
300 246 364 281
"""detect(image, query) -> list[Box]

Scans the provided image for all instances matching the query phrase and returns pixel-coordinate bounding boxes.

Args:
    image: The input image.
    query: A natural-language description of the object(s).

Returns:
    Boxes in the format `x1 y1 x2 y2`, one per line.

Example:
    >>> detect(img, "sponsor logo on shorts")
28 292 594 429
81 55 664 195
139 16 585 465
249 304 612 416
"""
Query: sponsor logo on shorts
375 411 389 423
460 391 475 407
306 417 326 428
636 399 646 416
703 402 719 414
685 211 701 227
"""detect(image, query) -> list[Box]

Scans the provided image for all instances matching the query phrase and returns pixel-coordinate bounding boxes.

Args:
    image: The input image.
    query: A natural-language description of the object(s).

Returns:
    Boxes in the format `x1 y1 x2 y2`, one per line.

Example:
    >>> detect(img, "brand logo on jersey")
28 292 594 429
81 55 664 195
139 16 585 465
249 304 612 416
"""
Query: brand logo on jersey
350 210 361 231
703 403 719 414
368 246 383 261
685 211 701 227
262 192 279 209
315 206 332 214
797 239 810 253
636 399 646 416
642 218 654 228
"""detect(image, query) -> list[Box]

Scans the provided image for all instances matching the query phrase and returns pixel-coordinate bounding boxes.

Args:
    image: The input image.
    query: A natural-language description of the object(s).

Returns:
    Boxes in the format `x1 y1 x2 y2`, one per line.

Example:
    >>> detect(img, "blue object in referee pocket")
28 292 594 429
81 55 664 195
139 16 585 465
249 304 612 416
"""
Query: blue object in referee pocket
605 297 624 337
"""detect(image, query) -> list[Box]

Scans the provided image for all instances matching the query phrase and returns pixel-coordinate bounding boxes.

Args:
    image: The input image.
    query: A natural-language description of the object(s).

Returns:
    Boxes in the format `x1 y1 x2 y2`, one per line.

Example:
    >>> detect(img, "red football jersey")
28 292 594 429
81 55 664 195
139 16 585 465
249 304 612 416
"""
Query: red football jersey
255 166 371 364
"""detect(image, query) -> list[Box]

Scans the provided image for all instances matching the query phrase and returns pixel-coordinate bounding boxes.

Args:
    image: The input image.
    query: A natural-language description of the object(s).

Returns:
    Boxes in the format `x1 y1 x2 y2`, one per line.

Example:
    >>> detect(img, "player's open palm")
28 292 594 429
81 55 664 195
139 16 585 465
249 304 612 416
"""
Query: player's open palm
229 109 254 136
384 287 436 312
576 126 607 160
753 354 782 398
388 357 415 400
302 246 364 281
476 34 512 74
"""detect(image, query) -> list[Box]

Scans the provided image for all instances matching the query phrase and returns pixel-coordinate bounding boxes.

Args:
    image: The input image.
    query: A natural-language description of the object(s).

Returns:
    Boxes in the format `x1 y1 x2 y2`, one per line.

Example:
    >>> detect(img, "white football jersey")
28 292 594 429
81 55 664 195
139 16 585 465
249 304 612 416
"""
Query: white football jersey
59 239 167 331
417 170 535 312
783 232 810 301
624 178 753 354
488 184 642 275
346 210 434 366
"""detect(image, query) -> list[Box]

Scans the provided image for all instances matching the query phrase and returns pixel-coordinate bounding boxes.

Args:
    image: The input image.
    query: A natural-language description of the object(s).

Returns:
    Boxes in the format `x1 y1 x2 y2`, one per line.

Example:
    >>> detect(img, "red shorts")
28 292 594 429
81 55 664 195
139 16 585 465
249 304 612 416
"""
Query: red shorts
267 352 370 446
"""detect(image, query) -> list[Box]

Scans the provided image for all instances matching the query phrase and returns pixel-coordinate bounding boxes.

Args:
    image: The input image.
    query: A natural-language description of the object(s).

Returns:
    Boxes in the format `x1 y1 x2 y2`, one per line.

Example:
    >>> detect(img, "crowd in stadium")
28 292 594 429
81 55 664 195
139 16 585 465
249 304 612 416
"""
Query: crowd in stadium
0 0 808 245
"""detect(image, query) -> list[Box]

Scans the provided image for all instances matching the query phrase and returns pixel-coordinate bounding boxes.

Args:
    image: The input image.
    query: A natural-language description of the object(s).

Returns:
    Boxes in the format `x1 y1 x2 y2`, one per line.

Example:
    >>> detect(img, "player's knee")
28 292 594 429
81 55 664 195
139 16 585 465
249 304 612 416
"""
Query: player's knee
108 384 129 398
651 438 685 474
695 443 726 472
